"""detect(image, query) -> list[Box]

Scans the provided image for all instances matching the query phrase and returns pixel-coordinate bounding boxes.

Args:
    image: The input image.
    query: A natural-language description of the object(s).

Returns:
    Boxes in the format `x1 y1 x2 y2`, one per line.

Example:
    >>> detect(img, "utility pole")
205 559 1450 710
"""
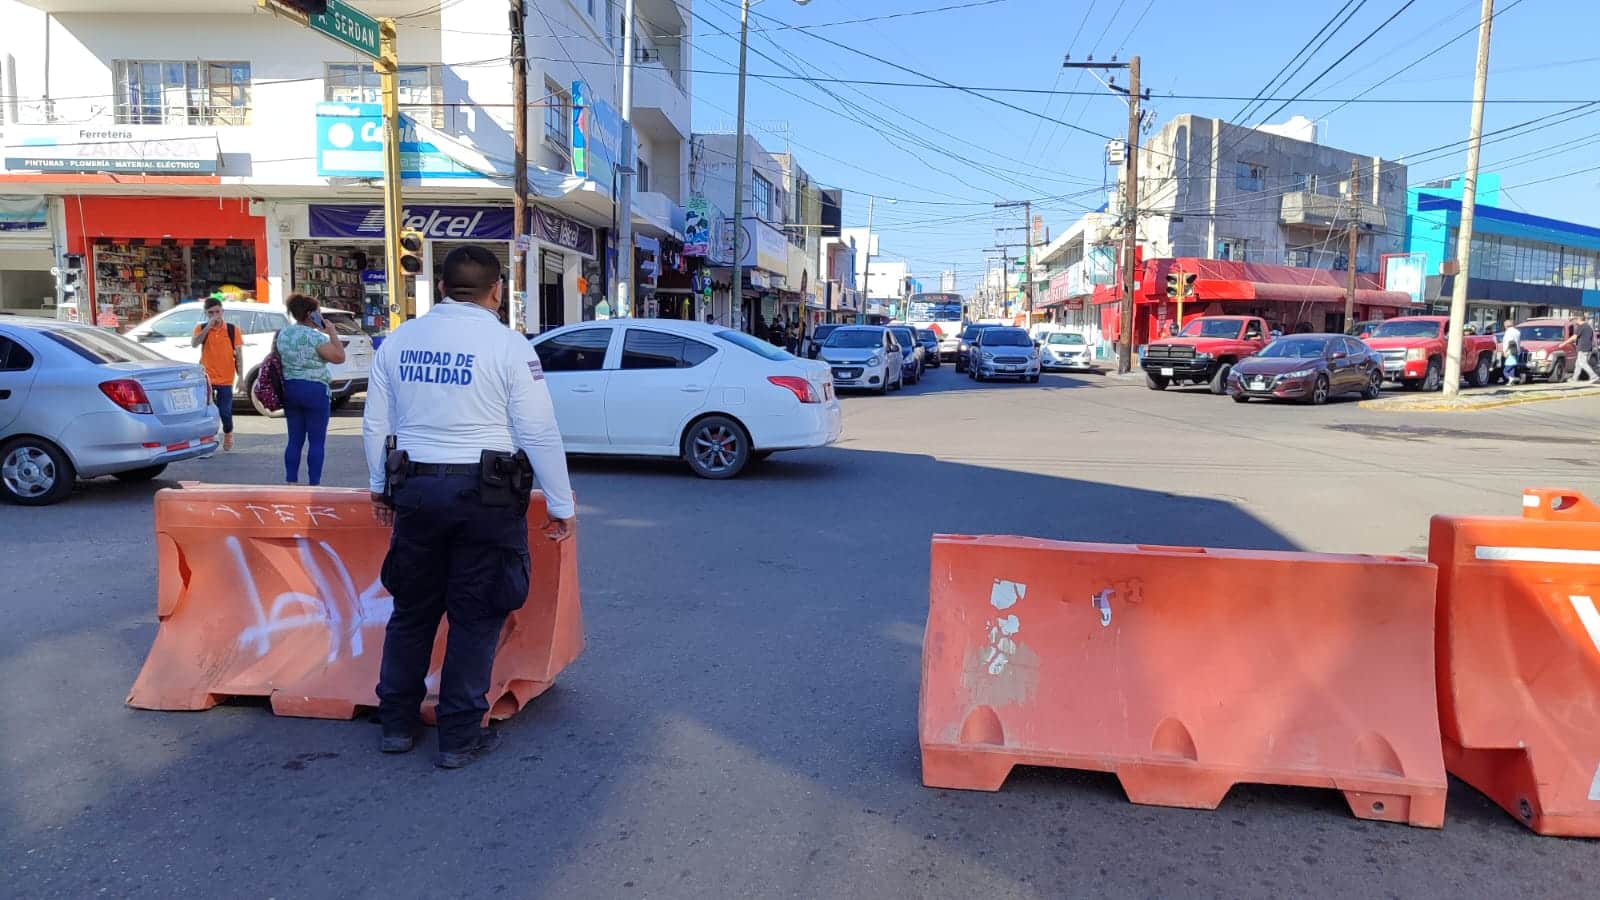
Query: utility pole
379 20 405 329
859 194 873 325
1443 0 1495 397
510 0 528 332
730 0 752 331
1344 158 1359 331
1066 54 1143 373
615 0 638 318
994 201 1034 323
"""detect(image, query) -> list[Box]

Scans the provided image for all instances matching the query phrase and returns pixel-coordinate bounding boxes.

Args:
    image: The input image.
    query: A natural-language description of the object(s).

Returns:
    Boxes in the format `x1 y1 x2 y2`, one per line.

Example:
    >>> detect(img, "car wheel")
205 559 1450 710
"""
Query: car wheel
1550 358 1566 383
1209 363 1233 395
247 370 286 419
1145 373 1168 391
1027 374 1040 384
1 437 75 506
1309 375 1330 405
1232 393 1250 404
1469 354 1492 388
113 464 168 482
1362 369 1383 400
1422 359 1443 392
331 395 351 412
683 416 751 480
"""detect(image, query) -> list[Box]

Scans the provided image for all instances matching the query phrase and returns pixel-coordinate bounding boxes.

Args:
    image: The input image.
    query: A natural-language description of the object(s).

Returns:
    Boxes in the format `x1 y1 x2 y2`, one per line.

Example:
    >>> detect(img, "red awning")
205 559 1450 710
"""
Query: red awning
1193 278 1413 306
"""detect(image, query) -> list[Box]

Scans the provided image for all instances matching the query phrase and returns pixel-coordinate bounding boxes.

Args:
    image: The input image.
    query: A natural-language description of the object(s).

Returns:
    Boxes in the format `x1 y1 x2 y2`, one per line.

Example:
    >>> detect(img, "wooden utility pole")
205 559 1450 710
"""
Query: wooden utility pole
1345 158 1359 331
859 194 874 324
1119 56 1141 374
510 0 528 332
1444 0 1495 397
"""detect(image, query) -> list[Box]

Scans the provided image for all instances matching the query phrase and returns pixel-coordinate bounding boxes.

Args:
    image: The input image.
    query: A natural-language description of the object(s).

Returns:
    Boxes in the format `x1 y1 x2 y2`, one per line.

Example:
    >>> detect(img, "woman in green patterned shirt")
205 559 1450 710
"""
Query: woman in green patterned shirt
277 293 346 485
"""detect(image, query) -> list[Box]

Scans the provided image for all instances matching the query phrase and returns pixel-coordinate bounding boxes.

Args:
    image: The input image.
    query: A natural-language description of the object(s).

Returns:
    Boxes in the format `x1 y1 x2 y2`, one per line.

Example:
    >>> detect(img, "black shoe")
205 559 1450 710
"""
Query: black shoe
434 729 501 769
381 729 418 754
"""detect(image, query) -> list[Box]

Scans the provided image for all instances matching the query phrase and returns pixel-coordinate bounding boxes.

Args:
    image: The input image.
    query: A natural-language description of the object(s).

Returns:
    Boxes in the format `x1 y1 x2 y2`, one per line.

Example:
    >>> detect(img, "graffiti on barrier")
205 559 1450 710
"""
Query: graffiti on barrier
228 535 391 663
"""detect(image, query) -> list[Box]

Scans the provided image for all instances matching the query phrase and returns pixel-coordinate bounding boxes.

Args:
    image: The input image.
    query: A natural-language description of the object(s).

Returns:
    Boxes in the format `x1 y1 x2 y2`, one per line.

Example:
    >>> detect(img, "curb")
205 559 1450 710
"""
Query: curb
1360 386 1600 412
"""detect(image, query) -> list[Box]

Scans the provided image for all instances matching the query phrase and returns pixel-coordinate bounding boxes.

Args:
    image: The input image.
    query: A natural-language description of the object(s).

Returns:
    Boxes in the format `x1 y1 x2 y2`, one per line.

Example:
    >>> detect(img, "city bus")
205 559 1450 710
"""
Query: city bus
906 292 965 360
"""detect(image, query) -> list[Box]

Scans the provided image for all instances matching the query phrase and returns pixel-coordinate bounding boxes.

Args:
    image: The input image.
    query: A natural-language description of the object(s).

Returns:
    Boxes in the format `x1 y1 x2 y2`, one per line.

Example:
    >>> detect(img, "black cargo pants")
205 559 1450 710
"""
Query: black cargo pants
375 472 530 753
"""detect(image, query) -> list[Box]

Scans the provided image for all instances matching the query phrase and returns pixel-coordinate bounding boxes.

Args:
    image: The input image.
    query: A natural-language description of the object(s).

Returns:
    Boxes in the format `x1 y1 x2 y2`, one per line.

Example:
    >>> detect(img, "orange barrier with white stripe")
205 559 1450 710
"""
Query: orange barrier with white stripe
127 484 582 722
920 535 1447 827
1431 487 1600 836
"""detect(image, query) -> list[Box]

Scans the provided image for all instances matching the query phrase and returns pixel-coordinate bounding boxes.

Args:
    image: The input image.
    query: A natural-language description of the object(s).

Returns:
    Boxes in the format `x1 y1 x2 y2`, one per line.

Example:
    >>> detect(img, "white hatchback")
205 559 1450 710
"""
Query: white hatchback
123 301 375 415
530 319 842 478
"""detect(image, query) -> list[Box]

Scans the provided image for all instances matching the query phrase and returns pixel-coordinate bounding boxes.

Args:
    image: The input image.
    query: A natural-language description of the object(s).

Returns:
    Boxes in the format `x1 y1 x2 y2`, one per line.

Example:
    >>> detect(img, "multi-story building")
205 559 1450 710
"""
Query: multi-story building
688 131 790 330
1033 210 1118 345
772 151 821 330
0 0 691 333
1403 173 1600 330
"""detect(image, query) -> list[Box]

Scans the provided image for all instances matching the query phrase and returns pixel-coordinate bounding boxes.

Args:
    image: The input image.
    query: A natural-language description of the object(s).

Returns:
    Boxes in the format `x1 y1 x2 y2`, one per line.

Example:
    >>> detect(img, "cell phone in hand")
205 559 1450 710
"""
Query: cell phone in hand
311 311 325 328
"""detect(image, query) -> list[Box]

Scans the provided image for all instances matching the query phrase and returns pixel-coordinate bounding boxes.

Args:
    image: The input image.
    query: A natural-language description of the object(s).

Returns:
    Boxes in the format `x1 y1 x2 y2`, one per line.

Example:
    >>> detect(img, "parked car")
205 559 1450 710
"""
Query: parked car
1227 334 1383 405
915 328 942 368
817 325 904 394
0 318 220 505
1039 331 1095 371
529 320 840 479
1363 316 1498 390
888 325 924 385
968 327 1041 382
803 323 841 360
123 300 375 415
1142 316 1271 394
954 323 1000 373
1514 318 1585 383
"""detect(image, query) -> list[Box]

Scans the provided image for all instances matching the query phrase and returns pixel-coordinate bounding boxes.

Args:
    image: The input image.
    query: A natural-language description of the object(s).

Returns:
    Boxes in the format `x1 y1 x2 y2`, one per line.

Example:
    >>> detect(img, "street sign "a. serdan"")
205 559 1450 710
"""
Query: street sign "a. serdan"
262 0 381 60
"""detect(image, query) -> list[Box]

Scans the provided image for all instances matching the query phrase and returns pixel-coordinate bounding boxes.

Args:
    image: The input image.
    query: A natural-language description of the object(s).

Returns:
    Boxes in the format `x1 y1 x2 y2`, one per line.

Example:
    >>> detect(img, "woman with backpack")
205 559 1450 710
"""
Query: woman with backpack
275 294 346 485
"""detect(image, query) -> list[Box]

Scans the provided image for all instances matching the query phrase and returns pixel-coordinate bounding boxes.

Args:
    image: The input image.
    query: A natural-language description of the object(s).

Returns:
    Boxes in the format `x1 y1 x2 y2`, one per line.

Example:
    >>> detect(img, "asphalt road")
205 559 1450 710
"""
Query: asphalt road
5 366 1598 898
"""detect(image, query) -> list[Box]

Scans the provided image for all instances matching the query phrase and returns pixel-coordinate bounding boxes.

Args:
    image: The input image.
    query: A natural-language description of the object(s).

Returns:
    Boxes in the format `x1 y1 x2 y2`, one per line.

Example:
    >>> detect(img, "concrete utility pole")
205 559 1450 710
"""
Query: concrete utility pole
859 194 873 324
1443 0 1495 397
510 0 528 331
615 0 638 319
1345 158 1358 331
994 200 1034 323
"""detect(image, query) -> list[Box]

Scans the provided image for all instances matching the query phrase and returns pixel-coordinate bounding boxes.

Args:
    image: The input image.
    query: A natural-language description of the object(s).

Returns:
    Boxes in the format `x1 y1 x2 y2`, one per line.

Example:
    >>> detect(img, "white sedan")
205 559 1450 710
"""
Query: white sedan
529 319 842 478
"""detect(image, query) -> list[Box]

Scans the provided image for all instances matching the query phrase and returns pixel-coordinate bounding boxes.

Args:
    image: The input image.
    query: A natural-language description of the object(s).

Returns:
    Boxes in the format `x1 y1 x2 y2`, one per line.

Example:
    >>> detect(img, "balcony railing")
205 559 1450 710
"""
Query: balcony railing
1279 191 1388 229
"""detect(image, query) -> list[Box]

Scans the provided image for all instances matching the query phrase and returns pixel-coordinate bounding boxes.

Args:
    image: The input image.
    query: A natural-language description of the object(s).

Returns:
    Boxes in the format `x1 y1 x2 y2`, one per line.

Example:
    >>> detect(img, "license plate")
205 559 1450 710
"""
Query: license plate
1160 367 1174 377
1252 378 1268 389
168 389 198 411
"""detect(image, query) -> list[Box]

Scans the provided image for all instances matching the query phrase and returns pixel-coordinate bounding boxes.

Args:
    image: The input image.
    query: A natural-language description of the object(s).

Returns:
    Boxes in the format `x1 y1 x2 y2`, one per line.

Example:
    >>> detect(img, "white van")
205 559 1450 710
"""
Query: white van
123 301 373 416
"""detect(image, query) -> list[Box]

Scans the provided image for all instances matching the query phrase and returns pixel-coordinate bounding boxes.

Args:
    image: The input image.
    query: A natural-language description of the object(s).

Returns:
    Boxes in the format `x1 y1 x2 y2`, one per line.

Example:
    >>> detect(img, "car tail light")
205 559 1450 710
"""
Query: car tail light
100 379 153 414
767 375 821 403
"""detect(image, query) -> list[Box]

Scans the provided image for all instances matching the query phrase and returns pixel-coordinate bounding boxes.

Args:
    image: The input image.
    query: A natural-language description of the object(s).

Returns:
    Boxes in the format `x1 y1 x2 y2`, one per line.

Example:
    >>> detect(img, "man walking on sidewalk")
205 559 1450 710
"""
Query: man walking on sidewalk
191 296 243 451
1570 318 1596 383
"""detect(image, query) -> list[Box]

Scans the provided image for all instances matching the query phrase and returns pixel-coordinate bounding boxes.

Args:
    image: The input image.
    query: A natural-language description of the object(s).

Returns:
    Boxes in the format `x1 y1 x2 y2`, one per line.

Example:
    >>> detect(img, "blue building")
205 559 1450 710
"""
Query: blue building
1404 174 1600 331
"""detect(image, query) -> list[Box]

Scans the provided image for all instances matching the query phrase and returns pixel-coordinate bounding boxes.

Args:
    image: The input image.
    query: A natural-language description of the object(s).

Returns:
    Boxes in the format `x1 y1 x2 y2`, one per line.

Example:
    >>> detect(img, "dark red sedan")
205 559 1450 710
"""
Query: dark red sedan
1226 334 1383 405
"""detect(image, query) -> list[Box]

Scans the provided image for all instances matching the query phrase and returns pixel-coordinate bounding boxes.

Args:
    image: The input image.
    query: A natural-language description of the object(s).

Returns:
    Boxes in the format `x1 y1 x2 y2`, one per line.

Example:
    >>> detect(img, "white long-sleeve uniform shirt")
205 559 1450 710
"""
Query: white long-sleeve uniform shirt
362 302 575 520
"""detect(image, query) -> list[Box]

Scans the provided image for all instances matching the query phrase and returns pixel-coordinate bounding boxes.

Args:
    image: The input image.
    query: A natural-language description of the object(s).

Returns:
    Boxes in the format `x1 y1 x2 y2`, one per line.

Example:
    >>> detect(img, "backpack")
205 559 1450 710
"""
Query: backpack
252 332 286 412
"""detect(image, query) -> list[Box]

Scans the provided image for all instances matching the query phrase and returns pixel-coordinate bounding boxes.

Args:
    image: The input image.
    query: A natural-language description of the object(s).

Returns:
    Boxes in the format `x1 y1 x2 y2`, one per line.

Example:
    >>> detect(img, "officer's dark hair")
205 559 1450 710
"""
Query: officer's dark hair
286 293 319 324
441 245 502 302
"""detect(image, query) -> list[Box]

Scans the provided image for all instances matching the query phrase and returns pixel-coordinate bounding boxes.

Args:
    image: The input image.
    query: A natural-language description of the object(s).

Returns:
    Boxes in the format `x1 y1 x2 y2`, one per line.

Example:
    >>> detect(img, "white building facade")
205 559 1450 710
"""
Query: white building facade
0 0 691 333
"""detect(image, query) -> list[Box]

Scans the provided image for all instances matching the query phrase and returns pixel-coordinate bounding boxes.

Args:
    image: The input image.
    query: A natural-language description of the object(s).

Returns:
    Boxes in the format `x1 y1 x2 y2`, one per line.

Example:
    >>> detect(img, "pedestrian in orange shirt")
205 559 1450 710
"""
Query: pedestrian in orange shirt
191 296 244 450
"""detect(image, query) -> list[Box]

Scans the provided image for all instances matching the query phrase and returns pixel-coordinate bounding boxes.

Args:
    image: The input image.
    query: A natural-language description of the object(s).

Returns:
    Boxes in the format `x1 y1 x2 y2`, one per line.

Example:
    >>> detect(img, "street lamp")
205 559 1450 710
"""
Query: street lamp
730 0 809 332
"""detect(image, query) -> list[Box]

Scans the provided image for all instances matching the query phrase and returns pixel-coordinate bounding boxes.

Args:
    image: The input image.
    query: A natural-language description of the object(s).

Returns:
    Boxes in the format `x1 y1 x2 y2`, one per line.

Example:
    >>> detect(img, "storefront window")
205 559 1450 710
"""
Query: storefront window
114 60 251 126
326 63 445 128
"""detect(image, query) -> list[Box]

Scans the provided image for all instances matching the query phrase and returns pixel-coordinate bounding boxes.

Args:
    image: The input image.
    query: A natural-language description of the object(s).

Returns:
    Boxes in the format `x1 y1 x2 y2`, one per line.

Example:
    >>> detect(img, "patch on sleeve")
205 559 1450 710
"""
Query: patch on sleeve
526 358 544 381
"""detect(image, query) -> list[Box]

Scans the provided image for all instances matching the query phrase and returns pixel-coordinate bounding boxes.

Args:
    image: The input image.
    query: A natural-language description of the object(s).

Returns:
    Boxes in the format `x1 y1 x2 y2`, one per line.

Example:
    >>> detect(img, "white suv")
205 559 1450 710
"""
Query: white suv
122 301 374 415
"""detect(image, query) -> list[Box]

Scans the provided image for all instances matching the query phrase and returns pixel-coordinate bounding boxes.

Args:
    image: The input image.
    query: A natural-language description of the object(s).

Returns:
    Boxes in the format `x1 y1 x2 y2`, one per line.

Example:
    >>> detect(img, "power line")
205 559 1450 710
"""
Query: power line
1230 0 1362 124
1248 0 1421 128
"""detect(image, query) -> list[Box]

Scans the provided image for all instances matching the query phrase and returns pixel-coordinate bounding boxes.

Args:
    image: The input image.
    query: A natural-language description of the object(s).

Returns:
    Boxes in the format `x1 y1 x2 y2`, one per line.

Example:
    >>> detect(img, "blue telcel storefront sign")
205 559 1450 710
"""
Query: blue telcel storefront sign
314 102 484 180
309 204 514 240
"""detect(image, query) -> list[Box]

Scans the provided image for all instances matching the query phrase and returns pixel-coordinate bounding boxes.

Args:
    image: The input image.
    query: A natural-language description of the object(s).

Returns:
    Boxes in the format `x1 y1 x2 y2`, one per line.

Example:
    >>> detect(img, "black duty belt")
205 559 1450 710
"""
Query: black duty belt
406 461 481 477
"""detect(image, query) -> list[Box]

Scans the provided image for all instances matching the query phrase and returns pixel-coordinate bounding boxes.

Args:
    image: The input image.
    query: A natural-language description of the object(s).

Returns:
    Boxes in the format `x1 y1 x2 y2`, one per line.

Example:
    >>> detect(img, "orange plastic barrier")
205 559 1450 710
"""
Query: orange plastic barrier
127 484 582 722
1431 487 1600 836
920 535 1446 827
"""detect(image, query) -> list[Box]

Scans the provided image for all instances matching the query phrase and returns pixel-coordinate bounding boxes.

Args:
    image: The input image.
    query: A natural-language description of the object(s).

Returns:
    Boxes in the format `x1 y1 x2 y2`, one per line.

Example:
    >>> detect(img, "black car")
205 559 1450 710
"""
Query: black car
915 328 941 368
954 323 1000 373
805 324 841 359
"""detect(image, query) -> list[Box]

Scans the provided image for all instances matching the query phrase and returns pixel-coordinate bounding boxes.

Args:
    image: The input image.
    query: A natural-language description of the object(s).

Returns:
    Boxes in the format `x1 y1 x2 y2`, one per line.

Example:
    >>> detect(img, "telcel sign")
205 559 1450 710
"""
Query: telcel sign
314 102 482 180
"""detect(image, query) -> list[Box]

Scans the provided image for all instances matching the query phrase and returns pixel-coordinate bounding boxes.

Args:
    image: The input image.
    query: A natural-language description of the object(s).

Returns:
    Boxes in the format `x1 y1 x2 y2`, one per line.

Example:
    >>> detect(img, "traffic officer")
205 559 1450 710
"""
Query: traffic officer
363 244 575 769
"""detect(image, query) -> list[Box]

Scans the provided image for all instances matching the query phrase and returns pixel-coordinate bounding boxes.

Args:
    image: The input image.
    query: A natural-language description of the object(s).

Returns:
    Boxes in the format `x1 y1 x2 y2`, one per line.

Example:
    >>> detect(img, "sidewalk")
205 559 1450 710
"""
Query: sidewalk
1361 379 1600 412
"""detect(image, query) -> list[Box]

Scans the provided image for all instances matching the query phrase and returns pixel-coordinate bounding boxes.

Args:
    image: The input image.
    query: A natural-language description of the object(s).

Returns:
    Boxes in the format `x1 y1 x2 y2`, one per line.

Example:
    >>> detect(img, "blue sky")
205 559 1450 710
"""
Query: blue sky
683 0 1600 294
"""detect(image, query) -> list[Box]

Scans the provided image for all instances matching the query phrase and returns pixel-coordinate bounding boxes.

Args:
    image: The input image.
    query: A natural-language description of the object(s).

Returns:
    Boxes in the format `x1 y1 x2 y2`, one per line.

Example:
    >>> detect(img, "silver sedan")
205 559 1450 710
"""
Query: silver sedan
0 319 220 505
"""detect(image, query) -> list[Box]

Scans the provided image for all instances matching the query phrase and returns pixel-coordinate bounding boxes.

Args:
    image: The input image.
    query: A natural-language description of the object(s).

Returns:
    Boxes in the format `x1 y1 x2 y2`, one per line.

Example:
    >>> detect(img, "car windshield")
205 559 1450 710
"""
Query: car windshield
44 327 169 363
824 329 884 349
1258 337 1332 359
889 328 916 346
916 329 936 341
960 325 991 341
717 329 792 361
1518 325 1567 342
1046 333 1086 345
811 325 838 341
1369 320 1441 339
321 312 363 336
1179 319 1244 338
980 329 1033 347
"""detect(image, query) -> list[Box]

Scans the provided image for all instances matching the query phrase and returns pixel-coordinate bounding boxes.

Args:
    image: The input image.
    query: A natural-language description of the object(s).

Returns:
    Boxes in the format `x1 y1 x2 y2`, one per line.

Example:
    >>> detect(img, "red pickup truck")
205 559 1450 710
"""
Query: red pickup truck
1363 316 1498 390
1142 316 1270 394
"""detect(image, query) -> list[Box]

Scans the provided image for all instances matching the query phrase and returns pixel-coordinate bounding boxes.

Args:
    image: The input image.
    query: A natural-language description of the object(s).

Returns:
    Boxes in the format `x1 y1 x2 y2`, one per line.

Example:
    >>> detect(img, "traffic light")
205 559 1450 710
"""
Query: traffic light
398 230 425 275
1166 271 1197 299
1166 273 1180 299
